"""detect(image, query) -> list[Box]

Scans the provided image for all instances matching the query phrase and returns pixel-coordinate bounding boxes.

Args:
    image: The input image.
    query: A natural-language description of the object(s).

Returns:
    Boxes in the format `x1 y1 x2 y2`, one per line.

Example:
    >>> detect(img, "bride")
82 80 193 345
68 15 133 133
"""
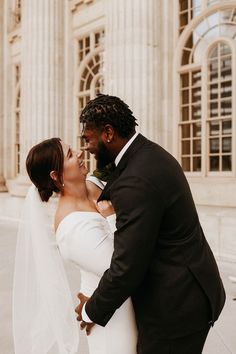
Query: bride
12 137 137 354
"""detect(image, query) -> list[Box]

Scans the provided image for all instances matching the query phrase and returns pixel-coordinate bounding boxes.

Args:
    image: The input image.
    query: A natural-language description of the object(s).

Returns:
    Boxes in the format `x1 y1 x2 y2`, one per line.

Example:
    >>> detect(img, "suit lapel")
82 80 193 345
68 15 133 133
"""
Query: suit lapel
97 134 147 201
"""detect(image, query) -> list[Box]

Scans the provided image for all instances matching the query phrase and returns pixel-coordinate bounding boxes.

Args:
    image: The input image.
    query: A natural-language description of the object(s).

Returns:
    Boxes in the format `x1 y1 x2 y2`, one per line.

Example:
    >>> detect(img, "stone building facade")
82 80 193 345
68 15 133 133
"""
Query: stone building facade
0 0 236 261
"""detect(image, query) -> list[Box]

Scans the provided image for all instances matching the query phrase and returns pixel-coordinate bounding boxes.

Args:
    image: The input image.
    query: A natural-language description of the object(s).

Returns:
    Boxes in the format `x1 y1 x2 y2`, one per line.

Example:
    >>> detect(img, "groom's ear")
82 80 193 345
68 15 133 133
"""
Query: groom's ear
102 124 115 143
50 170 57 182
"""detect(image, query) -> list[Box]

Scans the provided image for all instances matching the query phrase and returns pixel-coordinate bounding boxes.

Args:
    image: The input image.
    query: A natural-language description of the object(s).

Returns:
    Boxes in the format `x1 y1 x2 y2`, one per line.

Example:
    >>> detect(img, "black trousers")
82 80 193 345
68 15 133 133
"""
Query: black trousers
137 325 211 354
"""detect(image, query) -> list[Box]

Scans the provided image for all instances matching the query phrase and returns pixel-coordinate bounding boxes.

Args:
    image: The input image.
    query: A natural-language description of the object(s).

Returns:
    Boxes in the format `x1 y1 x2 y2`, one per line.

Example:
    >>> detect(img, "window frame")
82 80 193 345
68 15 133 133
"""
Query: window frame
174 3 236 178
204 38 235 177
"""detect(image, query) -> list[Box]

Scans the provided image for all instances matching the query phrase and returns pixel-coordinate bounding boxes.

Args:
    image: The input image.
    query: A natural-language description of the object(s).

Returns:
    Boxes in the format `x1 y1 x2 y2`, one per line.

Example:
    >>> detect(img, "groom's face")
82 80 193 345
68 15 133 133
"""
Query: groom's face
82 127 113 169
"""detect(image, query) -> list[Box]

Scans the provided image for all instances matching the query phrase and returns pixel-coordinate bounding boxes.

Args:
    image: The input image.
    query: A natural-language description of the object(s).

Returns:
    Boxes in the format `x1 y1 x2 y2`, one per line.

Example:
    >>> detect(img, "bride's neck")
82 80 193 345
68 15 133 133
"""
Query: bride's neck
61 180 88 202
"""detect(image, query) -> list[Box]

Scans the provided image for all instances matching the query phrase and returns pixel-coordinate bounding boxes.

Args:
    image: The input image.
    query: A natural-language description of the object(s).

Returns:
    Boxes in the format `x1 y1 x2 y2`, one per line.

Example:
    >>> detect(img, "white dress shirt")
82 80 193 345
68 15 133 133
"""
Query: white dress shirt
114 132 139 166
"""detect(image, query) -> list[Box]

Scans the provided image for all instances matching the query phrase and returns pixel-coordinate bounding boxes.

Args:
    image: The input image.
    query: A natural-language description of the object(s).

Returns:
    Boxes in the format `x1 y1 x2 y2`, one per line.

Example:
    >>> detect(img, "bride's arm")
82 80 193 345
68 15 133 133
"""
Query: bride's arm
96 201 117 237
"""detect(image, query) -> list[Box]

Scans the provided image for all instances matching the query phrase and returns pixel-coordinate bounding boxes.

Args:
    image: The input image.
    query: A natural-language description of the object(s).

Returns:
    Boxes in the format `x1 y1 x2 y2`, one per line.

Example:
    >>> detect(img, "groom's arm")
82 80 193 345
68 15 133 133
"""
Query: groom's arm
85 175 165 326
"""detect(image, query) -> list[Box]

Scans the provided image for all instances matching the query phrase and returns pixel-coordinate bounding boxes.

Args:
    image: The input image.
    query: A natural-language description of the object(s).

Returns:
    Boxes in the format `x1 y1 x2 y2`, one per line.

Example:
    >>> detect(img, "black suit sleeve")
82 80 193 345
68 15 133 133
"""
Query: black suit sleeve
85 175 165 326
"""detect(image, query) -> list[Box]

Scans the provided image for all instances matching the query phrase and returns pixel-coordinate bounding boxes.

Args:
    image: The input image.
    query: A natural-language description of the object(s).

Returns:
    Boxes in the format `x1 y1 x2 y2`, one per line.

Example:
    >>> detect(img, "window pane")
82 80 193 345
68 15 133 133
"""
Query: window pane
209 46 218 59
181 73 189 88
220 57 231 81
192 87 201 103
222 120 232 135
182 106 189 121
210 138 219 153
182 89 189 104
192 71 201 87
221 100 231 116
180 12 188 27
209 60 218 82
85 36 90 48
210 83 218 100
182 157 190 171
182 49 191 65
220 81 231 99
180 0 188 11
182 124 191 138
85 73 93 90
222 137 231 153
209 121 219 136
193 139 201 154
210 101 218 117
182 140 190 154
222 156 231 171
192 122 201 137
220 43 231 56
193 157 201 171
210 156 219 171
185 35 194 50
192 105 201 120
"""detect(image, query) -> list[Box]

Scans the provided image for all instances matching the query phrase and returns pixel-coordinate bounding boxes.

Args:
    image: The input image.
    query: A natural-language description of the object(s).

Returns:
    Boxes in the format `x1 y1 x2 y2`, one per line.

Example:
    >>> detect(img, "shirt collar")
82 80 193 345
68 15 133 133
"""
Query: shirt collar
115 132 139 166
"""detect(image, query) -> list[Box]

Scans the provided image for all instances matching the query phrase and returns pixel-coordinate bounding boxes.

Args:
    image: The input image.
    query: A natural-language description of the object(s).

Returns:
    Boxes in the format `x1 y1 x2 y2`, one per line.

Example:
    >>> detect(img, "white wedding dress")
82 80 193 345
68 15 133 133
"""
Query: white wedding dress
56 211 138 354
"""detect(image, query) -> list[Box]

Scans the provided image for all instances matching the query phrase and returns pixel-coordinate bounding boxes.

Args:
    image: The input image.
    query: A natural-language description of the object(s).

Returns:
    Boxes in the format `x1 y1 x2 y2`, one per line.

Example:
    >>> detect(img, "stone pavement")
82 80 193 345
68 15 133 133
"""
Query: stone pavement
0 193 236 353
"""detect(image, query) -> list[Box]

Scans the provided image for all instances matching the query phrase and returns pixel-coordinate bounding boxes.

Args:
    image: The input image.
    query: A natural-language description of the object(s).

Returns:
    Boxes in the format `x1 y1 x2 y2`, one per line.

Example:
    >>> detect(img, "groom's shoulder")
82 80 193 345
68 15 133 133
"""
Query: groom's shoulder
135 134 177 162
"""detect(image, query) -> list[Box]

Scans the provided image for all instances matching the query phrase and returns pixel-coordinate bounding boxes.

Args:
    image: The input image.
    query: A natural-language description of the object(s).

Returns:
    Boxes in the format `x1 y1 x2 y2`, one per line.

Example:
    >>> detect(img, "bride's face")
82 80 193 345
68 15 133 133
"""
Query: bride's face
61 142 88 184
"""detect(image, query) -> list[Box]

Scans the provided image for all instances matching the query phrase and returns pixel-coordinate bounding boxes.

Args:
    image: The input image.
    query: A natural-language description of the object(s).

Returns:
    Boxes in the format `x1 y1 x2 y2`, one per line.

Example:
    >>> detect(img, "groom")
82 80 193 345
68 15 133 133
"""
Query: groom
76 94 225 354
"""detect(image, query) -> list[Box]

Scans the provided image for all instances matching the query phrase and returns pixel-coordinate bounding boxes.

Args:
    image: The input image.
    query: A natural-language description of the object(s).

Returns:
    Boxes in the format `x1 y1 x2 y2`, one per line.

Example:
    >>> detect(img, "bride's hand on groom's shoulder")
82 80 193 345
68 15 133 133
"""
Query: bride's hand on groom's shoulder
95 200 115 217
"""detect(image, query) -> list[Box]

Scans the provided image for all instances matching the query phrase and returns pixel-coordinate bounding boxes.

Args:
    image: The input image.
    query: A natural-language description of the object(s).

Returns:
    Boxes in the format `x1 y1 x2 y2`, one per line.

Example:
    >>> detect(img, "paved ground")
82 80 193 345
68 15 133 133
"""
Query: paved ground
0 195 236 353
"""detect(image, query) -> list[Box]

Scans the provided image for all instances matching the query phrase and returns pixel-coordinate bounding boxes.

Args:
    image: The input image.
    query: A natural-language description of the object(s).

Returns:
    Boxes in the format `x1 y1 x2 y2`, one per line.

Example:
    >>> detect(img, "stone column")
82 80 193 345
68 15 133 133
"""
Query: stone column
21 0 65 163
104 0 160 142
9 0 65 195
160 0 175 153
0 0 7 191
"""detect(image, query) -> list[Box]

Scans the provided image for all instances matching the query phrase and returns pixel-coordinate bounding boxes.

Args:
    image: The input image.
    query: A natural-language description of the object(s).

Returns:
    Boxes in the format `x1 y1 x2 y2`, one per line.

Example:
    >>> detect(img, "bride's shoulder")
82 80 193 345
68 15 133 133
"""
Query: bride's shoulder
54 201 76 232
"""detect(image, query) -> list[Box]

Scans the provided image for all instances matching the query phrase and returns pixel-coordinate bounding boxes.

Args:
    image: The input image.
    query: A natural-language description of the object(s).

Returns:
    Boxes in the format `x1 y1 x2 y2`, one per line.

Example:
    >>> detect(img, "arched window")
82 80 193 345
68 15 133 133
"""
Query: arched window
76 29 104 172
177 5 236 176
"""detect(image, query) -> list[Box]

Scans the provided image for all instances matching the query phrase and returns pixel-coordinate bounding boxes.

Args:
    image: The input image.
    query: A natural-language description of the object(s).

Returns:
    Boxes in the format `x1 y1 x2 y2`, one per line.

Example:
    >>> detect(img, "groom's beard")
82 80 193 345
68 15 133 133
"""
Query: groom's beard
96 141 113 169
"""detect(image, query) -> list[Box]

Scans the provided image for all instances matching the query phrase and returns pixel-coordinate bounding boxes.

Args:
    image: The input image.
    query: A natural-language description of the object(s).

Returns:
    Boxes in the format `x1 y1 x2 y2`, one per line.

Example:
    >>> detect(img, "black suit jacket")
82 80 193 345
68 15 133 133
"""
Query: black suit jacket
85 134 225 342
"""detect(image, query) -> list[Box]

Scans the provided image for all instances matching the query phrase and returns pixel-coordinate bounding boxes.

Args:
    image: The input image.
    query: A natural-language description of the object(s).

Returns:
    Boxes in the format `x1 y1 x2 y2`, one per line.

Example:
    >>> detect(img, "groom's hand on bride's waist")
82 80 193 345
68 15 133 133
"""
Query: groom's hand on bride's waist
75 292 95 335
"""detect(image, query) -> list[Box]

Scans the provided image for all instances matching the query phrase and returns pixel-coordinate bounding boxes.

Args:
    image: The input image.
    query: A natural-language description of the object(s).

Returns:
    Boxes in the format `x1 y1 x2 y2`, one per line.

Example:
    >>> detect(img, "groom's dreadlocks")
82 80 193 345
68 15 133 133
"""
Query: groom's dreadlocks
80 94 138 138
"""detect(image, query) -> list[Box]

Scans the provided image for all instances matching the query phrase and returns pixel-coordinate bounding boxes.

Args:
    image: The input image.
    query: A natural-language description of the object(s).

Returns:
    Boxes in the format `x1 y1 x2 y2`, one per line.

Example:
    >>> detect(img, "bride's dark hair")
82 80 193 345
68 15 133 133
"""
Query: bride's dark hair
26 138 64 202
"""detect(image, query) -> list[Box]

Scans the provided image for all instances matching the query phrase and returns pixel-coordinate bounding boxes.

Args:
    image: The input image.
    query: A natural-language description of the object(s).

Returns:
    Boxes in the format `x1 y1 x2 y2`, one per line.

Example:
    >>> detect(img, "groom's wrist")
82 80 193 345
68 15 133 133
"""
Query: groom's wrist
82 304 93 323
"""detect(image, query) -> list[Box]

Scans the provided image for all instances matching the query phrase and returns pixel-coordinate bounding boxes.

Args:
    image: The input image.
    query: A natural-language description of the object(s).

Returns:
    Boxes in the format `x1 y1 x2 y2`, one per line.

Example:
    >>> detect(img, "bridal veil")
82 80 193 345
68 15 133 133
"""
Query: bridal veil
12 185 79 354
